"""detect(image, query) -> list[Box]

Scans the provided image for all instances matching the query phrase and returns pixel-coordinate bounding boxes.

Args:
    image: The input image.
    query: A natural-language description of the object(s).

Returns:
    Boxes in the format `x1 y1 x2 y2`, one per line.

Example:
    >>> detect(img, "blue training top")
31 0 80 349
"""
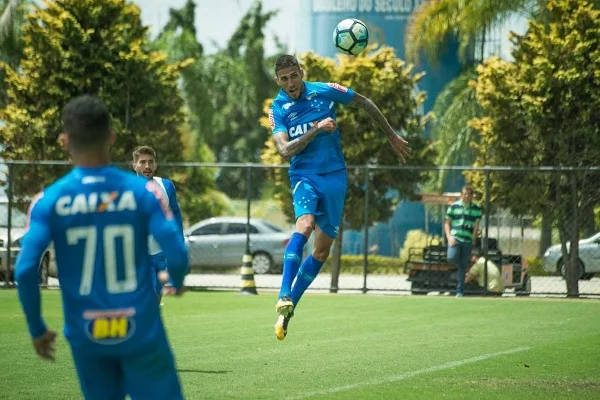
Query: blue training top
269 81 355 175
148 176 183 256
15 166 188 354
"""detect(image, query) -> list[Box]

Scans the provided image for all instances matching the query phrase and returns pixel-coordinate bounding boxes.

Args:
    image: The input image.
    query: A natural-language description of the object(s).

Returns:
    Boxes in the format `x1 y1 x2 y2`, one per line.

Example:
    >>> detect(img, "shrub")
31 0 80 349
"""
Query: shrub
321 255 404 275
399 229 443 269
526 257 552 276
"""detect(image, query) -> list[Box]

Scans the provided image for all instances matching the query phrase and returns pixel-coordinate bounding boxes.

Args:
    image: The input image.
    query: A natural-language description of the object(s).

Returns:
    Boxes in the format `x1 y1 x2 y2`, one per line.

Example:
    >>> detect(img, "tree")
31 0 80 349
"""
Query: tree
0 0 189 199
157 2 278 199
0 0 30 108
405 0 548 194
424 68 482 192
470 0 600 296
260 48 436 289
406 0 548 66
209 2 278 198
152 0 230 224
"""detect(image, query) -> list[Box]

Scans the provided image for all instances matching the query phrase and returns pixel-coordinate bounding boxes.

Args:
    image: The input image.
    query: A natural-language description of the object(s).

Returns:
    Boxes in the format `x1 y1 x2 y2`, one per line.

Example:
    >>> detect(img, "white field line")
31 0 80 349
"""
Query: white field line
288 346 531 400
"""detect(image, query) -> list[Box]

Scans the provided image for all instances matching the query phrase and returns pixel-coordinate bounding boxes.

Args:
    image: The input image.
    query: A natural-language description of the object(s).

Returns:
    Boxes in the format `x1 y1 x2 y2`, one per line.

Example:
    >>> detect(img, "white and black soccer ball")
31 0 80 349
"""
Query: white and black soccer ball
333 18 369 56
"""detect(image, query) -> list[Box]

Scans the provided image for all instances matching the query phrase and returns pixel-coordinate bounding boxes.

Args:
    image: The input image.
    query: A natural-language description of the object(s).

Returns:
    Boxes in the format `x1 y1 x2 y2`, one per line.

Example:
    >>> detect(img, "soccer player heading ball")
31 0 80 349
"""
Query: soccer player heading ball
269 55 411 340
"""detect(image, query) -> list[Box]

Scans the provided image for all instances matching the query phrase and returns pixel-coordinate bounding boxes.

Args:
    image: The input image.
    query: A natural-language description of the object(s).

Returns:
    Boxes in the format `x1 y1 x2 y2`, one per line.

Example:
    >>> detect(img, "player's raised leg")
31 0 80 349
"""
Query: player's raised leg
277 181 314 303
290 227 332 306
275 179 319 340
277 214 312 314
275 215 313 340
291 169 346 309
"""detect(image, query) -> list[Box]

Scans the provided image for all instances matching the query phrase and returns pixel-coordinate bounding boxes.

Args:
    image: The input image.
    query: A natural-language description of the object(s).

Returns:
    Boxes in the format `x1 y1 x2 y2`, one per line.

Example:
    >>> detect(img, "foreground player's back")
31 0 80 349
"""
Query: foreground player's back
44 166 178 353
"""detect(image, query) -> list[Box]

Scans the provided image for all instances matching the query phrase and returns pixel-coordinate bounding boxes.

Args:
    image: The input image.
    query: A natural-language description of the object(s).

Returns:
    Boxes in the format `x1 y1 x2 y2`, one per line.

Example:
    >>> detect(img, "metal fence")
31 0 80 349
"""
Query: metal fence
1 161 599 298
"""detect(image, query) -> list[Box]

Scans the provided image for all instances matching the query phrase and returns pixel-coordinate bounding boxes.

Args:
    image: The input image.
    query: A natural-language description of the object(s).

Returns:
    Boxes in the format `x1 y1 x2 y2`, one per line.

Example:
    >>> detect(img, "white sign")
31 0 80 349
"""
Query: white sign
312 0 427 13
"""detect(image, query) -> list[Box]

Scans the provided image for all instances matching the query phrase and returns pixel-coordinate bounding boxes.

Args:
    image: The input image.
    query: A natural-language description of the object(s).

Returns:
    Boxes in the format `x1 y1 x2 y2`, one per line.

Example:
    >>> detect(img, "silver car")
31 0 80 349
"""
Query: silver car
0 202 55 283
542 232 600 279
184 217 291 274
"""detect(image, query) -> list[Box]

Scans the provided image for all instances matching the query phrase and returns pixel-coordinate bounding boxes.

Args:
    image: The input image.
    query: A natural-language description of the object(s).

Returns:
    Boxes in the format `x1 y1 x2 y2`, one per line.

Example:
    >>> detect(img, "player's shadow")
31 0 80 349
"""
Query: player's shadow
177 369 231 374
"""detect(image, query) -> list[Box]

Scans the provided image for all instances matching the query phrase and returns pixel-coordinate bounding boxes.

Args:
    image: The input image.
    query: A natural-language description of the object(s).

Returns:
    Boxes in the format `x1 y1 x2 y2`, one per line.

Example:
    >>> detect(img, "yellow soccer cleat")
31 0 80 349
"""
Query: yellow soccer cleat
274 314 291 341
275 296 294 317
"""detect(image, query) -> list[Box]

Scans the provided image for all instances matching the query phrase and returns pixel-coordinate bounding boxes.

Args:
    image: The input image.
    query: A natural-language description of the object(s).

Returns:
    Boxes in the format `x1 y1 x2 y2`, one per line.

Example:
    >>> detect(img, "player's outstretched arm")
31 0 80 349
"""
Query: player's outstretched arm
15 194 56 360
272 118 337 160
349 92 412 163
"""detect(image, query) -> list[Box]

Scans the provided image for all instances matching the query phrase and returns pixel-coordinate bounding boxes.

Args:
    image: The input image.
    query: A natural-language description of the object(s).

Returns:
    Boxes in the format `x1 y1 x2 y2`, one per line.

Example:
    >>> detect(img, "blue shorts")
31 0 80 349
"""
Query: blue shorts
150 253 168 295
70 337 183 400
290 169 347 239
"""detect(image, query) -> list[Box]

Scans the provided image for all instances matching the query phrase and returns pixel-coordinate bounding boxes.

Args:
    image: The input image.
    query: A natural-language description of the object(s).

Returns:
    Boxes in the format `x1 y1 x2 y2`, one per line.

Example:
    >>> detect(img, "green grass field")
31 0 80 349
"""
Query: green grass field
1 290 599 399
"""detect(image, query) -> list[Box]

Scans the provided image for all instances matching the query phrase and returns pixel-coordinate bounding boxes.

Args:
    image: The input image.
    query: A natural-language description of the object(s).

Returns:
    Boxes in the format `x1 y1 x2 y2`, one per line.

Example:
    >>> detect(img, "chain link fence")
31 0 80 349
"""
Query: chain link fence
1 161 599 298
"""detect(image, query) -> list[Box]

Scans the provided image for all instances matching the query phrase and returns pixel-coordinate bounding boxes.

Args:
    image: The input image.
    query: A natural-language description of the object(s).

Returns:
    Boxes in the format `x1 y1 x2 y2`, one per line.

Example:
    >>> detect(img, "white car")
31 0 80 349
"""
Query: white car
184 217 292 274
0 202 55 284
542 232 600 279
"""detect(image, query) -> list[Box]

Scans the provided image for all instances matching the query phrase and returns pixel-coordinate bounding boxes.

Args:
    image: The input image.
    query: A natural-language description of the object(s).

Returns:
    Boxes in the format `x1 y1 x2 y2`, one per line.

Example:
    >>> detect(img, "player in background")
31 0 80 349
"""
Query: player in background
269 55 411 340
132 145 184 306
15 95 189 399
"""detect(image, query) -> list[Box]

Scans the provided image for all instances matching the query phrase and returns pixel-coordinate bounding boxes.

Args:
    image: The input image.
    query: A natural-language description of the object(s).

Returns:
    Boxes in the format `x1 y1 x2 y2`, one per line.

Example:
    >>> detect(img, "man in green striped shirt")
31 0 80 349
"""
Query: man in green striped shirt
445 185 482 297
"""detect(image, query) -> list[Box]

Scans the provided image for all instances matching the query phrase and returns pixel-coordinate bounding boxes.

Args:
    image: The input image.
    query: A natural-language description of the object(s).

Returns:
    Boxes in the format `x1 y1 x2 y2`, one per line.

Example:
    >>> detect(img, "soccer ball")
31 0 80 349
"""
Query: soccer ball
333 18 369 56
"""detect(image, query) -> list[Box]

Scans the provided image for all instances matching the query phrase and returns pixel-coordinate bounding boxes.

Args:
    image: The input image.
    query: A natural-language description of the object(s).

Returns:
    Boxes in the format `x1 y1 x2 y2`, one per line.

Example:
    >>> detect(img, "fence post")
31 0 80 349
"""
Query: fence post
483 168 491 295
245 164 252 256
362 166 369 294
6 163 14 286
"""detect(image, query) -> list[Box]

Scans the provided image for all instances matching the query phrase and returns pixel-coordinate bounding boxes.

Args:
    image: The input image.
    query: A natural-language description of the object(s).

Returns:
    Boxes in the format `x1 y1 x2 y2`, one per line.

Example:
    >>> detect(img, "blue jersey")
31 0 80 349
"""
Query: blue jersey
153 176 183 234
15 166 188 354
269 81 355 175
148 176 183 256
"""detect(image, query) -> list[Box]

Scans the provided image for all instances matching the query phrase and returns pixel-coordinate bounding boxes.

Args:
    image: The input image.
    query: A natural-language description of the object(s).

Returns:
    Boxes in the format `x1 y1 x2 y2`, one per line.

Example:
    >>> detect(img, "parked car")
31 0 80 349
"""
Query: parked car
0 202 55 284
184 217 291 274
542 232 600 279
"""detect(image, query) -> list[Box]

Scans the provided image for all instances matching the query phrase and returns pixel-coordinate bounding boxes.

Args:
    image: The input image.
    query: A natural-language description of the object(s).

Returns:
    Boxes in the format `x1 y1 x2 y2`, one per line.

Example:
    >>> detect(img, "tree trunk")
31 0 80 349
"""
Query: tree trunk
329 227 343 293
538 210 553 257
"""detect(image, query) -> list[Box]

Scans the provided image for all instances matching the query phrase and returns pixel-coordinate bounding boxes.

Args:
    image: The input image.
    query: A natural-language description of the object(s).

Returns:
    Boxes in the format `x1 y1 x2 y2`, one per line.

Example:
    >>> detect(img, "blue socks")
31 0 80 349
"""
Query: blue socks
291 255 324 307
278 233 308 299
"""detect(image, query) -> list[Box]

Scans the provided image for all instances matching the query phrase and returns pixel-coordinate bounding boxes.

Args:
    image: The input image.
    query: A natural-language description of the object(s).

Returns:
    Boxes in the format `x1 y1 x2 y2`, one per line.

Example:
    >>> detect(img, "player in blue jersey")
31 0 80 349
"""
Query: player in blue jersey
269 55 411 340
15 95 189 399
132 145 184 306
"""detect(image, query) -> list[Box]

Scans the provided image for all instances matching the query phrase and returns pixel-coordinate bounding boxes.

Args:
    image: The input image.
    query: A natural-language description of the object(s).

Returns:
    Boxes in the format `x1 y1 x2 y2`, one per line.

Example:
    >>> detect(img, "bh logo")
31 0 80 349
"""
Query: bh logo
87 317 135 344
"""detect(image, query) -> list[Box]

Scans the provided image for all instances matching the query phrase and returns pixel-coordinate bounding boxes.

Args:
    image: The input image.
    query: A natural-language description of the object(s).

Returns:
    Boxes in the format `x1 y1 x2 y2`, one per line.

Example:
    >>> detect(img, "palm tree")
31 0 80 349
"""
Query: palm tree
0 0 29 65
406 0 546 192
0 0 30 108
405 0 577 256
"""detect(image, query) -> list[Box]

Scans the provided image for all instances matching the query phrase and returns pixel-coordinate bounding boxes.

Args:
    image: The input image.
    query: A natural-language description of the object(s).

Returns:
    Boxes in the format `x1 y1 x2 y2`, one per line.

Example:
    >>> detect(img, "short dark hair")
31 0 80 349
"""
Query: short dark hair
62 95 111 151
132 145 157 162
462 184 474 193
274 54 300 76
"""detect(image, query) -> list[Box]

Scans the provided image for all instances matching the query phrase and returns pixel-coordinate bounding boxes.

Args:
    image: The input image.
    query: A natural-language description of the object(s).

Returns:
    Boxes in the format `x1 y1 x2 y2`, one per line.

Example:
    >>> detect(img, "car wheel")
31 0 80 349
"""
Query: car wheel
39 253 49 285
558 258 584 280
252 252 273 275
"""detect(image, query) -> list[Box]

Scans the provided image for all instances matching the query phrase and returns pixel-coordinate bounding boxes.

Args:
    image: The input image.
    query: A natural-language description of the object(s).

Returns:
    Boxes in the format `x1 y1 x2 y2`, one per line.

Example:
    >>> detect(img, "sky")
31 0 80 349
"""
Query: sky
134 0 300 55
133 1 527 59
